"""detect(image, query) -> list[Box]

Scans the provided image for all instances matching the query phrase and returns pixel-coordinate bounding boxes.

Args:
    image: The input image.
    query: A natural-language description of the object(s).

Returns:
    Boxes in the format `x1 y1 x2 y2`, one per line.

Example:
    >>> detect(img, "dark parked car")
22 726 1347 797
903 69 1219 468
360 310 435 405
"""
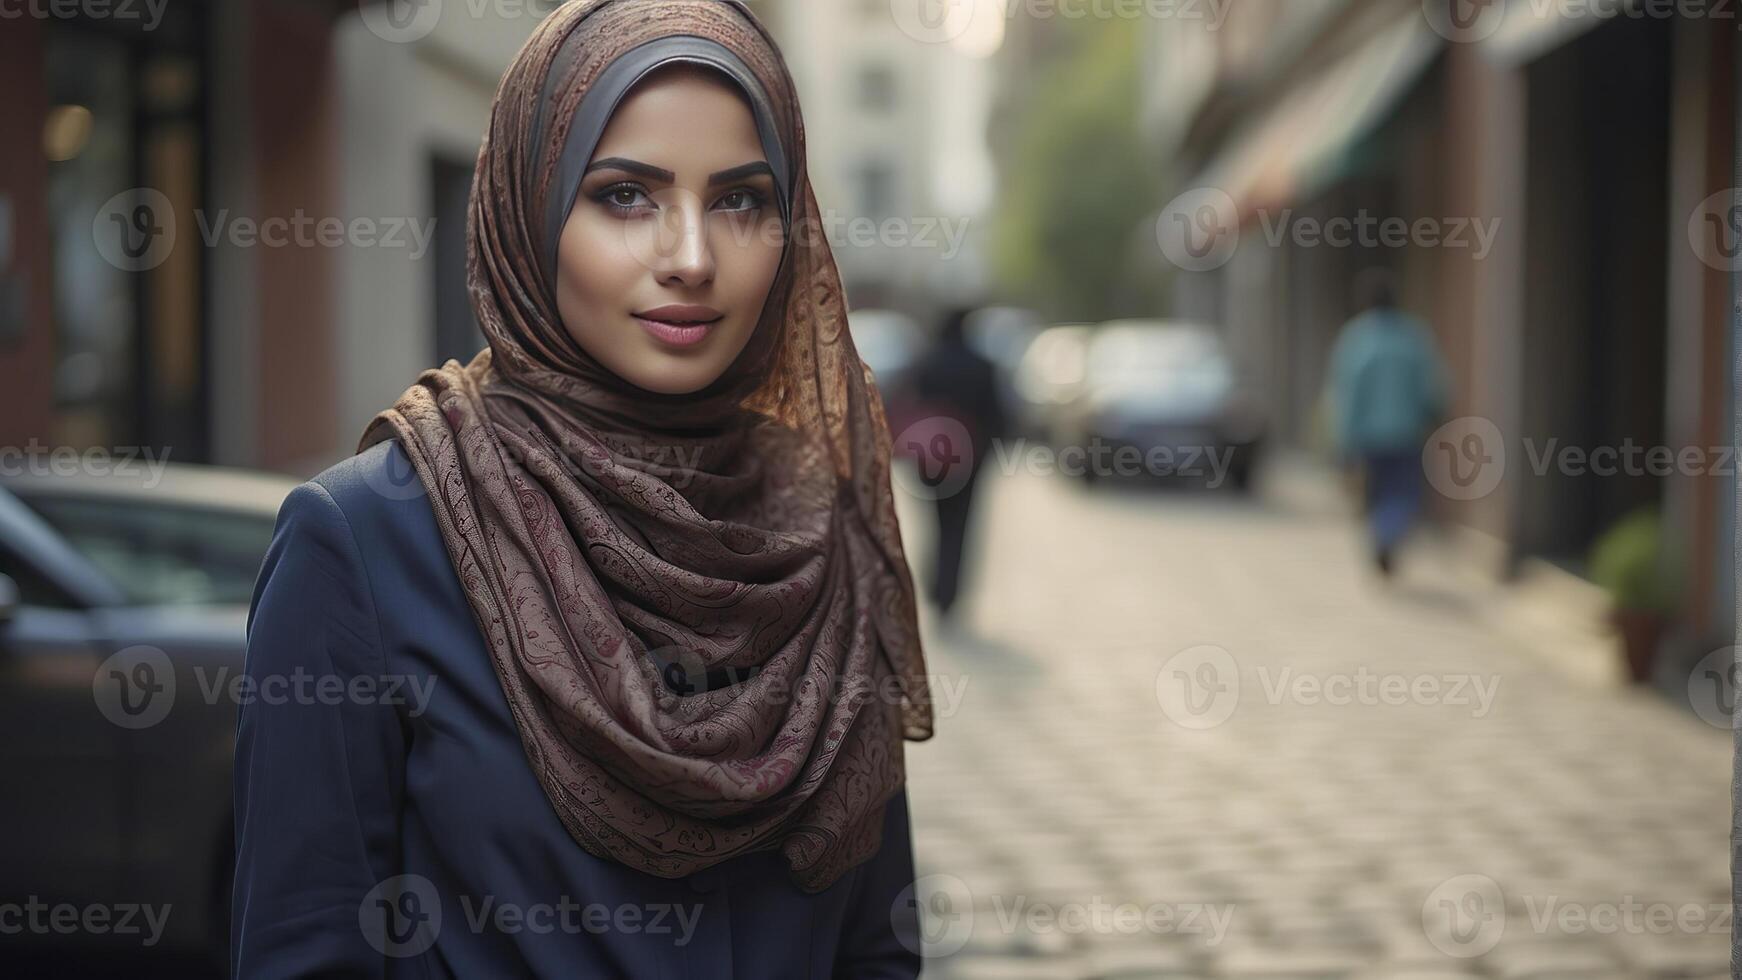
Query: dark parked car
0 464 293 967
1063 320 1266 491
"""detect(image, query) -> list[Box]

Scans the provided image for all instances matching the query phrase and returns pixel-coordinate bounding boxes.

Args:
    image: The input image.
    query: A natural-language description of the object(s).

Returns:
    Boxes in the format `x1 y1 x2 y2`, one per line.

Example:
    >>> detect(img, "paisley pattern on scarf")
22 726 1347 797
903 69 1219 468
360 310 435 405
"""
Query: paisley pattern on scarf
358 0 932 893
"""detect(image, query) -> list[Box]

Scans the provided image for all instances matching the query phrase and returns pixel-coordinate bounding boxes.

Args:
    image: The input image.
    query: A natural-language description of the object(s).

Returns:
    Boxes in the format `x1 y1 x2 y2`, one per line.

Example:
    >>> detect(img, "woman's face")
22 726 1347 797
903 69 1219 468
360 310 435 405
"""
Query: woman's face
556 65 785 396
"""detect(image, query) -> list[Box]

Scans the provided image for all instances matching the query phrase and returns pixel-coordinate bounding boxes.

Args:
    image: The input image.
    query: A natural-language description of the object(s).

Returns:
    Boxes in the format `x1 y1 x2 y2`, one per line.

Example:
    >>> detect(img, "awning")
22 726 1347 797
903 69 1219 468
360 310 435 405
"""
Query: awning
1190 15 1443 221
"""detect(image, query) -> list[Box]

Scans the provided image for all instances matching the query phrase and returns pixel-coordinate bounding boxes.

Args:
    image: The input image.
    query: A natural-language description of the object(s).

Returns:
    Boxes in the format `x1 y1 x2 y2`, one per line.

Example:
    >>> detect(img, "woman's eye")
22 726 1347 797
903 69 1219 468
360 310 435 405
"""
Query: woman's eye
596 184 653 215
715 188 764 213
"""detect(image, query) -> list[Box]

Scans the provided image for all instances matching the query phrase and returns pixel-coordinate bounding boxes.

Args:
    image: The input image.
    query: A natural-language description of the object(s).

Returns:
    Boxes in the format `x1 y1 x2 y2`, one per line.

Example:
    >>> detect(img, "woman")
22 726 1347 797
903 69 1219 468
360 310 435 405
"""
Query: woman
231 2 934 976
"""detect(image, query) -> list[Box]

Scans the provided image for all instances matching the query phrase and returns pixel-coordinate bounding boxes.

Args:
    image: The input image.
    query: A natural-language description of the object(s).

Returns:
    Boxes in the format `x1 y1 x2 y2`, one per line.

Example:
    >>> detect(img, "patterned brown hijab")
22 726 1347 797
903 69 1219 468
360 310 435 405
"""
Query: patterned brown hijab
358 0 932 893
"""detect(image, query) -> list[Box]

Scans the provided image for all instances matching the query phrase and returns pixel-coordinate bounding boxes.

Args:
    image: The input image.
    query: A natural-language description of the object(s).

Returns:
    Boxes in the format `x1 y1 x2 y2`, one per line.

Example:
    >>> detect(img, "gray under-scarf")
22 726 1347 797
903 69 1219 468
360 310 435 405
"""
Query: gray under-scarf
538 34 793 277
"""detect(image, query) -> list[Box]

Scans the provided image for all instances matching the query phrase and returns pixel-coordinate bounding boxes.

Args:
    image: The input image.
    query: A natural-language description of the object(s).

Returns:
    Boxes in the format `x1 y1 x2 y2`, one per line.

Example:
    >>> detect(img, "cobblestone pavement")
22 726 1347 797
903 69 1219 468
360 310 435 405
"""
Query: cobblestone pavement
892 467 1732 980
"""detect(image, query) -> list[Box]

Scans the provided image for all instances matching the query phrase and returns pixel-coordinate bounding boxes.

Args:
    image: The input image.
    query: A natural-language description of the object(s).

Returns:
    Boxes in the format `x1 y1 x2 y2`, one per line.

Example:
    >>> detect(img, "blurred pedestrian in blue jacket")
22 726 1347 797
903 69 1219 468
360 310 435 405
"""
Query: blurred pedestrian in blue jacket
1326 268 1449 577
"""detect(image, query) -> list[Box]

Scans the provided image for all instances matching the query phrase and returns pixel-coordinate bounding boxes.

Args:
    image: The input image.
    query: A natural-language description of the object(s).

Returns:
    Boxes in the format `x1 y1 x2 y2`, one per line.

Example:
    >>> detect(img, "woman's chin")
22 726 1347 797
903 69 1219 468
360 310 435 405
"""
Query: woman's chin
623 357 729 396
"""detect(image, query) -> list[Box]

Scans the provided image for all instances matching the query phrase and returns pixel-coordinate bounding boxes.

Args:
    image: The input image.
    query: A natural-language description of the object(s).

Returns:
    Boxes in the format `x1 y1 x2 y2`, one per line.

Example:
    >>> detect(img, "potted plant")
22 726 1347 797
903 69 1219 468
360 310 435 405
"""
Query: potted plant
1588 507 1676 684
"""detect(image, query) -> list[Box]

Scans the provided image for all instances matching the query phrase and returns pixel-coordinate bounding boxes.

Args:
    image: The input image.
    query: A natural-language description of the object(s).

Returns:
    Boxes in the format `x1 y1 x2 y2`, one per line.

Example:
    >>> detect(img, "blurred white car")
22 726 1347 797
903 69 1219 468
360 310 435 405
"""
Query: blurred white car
1012 323 1092 442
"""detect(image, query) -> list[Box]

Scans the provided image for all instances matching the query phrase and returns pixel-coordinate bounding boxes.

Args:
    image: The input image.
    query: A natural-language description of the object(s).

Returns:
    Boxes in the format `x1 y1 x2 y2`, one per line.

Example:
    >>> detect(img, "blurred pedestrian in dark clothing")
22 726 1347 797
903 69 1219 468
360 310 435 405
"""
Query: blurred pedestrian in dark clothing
1326 269 1449 578
912 306 1007 618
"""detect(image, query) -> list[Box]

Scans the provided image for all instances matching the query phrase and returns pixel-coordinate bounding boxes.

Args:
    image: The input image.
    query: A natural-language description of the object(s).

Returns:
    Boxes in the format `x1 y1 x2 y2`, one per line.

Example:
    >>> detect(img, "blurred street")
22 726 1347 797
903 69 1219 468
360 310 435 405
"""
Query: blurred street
894 464 1732 980
2 1 1737 973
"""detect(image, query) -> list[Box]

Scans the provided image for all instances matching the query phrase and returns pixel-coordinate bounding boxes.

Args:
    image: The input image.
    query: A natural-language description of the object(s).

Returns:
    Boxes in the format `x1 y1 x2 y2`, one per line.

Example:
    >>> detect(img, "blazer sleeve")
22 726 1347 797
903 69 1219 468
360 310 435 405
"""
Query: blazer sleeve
834 788 923 979
232 481 407 979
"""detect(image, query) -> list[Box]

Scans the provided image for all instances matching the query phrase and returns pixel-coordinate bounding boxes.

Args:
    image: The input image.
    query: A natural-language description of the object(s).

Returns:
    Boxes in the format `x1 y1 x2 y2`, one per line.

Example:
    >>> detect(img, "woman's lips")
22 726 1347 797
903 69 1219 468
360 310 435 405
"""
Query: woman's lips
633 313 719 348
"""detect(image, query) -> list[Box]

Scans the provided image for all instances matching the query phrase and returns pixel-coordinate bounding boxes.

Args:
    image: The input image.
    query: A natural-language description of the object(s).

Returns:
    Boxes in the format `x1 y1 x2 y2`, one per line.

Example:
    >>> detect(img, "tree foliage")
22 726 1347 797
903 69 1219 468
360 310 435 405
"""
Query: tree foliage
991 24 1164 322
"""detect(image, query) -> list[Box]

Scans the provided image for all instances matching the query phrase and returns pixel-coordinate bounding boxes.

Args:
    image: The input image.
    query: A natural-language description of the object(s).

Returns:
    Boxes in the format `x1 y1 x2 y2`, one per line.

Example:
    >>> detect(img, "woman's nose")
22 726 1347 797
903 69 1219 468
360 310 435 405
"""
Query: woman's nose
650 189 715 287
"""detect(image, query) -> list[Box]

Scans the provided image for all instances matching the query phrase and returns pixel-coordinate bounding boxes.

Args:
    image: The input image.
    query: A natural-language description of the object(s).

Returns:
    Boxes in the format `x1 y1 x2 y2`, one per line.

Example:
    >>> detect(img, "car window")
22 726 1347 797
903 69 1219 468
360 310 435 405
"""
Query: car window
14 496 274 606
0 543 79 610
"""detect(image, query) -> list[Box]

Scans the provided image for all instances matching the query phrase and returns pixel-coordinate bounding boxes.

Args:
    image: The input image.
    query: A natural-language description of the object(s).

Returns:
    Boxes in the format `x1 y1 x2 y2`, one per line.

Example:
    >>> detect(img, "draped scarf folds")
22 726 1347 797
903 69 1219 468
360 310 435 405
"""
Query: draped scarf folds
358 0 933 892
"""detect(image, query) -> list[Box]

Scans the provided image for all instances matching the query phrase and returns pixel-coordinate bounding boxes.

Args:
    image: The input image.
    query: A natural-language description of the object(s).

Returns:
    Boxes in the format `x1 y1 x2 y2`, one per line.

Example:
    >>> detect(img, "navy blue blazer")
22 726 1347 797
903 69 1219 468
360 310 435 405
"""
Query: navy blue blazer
232 439 922 979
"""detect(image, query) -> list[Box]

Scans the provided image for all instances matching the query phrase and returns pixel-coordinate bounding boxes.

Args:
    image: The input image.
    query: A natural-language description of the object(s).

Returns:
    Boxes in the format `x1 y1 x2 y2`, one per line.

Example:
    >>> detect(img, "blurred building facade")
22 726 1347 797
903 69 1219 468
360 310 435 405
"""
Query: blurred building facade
0 0 360 474
1146 0 1737 655
0 0 983 478
768 0 998 315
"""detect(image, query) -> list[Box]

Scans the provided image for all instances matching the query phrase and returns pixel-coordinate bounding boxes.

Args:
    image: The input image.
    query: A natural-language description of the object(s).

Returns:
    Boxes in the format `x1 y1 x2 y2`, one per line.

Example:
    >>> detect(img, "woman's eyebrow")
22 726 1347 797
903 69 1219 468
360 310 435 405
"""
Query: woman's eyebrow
586 157 674 182
706 161 773 186
585 157 772 186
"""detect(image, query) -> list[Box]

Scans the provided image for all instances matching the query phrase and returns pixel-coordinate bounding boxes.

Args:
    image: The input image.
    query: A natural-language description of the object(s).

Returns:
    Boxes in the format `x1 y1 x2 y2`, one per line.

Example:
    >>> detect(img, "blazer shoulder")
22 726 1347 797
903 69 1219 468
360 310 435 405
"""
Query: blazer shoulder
305 438 432 529
296 441 457 608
